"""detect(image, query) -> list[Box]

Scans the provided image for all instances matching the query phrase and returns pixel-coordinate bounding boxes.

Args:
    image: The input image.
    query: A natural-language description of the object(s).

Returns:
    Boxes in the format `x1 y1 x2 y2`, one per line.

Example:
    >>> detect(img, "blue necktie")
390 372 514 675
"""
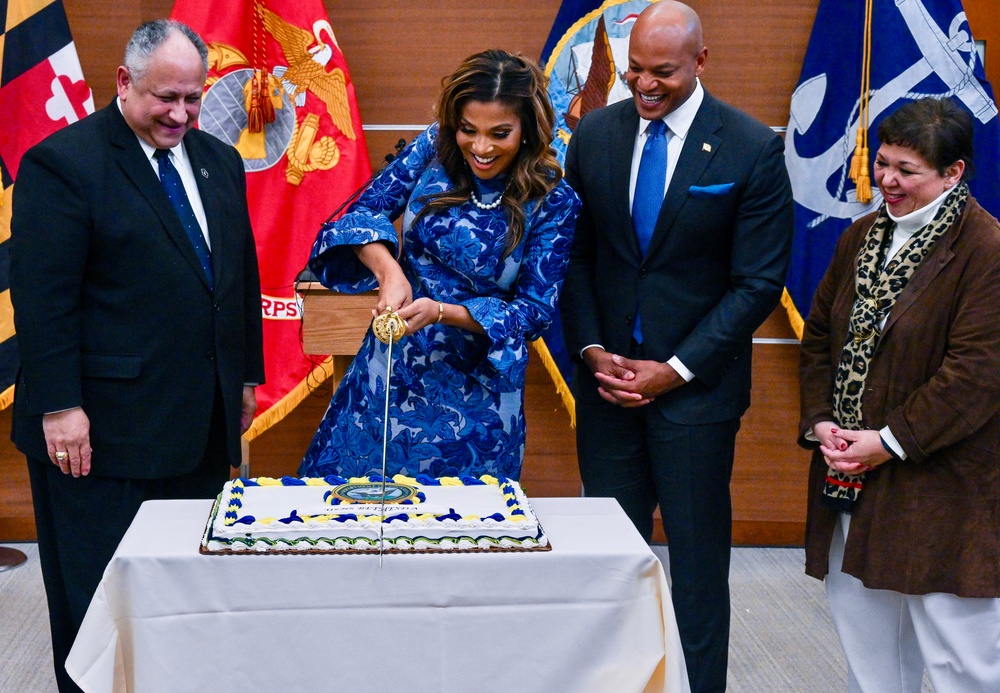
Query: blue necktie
631 120 668 342
154 148 213 289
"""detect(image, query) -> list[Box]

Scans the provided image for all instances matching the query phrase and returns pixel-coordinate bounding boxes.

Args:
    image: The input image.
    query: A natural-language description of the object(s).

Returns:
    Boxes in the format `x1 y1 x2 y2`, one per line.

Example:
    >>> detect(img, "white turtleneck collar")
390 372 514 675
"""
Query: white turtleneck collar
883 185 955 262
887 185 954 233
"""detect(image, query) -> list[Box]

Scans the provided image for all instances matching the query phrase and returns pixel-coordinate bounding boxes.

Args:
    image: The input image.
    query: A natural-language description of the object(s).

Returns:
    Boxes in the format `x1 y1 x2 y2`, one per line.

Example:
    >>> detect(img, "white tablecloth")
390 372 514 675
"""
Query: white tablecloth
66 497 689 693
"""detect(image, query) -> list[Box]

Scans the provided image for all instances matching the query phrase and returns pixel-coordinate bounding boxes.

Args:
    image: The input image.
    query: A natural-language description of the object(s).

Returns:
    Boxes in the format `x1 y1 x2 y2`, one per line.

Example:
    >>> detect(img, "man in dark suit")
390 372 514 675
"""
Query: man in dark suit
560 3 793 691
9 20 264 692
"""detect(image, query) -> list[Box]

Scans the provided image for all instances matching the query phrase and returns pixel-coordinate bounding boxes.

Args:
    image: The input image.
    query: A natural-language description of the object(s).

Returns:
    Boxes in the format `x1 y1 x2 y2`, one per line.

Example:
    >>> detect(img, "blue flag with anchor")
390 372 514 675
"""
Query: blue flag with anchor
783 0 1000 337
540 0 655 423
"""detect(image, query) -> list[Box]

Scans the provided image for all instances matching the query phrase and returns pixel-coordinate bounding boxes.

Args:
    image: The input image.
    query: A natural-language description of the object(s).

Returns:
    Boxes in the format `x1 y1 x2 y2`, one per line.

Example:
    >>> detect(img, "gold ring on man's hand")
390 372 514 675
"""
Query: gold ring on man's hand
55 452 69 462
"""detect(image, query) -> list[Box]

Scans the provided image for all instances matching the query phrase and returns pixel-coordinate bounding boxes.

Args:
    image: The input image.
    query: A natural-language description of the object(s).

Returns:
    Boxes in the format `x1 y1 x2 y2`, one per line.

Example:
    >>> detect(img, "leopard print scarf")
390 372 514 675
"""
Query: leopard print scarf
822 183 968 511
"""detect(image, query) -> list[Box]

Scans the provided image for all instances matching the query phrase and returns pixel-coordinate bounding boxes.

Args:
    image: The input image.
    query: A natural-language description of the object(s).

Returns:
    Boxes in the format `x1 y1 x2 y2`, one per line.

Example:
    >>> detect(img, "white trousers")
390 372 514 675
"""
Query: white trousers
826 513 1000 692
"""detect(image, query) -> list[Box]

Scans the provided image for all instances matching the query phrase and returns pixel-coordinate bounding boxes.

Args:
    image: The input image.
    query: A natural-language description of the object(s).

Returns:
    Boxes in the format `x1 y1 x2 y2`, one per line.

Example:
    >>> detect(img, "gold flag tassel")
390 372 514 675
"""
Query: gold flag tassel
850 0 874 204
247 71 263 134
259 69 276 124
848 127 865 180
247 2 275 134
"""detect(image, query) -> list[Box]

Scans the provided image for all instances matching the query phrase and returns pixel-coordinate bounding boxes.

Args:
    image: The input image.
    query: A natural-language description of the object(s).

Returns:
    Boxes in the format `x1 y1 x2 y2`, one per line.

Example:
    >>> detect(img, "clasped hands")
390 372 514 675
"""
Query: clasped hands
813 421 893 476
584 347 684 408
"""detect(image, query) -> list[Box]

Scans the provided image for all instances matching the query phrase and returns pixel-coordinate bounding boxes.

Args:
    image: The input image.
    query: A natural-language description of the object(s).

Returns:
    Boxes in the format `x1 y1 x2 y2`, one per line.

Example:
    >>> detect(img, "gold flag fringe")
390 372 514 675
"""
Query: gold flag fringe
849 0 874 204
781 288 805 341
531 338 576 428
243 357 335 442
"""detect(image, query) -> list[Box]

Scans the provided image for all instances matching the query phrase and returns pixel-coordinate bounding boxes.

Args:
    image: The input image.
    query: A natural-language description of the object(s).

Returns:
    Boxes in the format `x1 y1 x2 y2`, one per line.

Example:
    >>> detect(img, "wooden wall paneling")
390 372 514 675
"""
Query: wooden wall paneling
520 352 581 500
690 0 817 126
326 1 563 126
0 408 35 541
732 341 809 545
64 0 175 106
965 0 1000 93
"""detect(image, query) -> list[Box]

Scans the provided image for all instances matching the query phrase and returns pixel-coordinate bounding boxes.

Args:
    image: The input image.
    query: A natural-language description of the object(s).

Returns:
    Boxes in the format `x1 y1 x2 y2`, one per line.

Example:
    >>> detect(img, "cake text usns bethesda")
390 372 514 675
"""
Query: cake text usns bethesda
200 474 550 554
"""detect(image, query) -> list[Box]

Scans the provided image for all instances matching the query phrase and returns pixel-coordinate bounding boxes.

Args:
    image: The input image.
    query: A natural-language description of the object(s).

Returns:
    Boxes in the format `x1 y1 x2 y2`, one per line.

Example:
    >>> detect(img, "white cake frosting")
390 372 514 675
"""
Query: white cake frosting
200 473 549 553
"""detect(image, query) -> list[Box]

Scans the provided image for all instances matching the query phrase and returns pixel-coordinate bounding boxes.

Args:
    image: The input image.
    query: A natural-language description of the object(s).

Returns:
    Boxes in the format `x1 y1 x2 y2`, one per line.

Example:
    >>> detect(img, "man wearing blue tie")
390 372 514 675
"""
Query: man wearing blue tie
560 3 793 691
9 20 264 692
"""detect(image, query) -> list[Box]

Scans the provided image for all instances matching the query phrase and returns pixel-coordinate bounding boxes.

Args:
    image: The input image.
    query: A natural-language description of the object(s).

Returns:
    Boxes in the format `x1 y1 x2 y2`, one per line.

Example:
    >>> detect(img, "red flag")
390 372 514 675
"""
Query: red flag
169 0 372 438
0 0 95 409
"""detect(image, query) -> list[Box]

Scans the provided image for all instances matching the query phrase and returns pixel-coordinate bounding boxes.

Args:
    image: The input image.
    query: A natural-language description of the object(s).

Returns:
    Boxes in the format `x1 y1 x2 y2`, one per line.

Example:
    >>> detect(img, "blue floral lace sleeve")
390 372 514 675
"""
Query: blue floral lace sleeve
307 125 439 290
464 180 581 386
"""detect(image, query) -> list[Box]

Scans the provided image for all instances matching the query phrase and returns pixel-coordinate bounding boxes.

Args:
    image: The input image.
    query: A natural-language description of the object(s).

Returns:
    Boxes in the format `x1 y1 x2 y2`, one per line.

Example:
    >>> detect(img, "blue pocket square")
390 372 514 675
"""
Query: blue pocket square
688 183 735 198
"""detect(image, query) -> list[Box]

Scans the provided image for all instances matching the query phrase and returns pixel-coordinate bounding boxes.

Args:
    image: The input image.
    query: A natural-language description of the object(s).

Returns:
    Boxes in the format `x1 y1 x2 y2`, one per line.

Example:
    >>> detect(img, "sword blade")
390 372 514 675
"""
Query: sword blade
379 330 394 567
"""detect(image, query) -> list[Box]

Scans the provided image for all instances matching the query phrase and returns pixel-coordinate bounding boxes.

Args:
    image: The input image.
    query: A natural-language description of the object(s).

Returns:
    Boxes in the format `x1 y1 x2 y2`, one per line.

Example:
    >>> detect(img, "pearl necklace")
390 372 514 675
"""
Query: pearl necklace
469 188 504 210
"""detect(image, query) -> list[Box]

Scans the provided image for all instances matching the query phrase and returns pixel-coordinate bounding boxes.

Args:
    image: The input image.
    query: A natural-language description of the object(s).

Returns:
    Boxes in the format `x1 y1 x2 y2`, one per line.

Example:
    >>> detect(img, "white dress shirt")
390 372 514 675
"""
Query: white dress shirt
135 137 211 249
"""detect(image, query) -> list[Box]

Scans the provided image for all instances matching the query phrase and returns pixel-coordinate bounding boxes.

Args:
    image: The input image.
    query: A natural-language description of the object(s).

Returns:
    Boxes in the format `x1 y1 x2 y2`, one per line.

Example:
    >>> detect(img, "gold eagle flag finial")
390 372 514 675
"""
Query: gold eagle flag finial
256 3 357 140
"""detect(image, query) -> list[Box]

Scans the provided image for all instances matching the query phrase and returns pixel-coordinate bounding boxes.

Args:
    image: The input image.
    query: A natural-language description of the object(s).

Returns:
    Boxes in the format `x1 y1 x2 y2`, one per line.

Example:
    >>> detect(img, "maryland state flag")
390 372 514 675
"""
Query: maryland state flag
0 1 94 409
783 0 1000 337
540 0 654 424
170 0 372 438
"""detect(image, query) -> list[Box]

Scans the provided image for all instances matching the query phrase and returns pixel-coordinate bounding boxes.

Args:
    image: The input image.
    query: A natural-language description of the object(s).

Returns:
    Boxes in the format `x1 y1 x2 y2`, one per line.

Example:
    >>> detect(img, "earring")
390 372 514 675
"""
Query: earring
522 138 527 144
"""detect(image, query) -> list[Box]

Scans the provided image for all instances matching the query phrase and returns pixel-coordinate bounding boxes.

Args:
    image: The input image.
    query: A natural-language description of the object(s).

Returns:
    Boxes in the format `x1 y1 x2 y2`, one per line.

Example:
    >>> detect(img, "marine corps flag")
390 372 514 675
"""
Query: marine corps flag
783 0 1000 337
0 0 94 409
170 0 372 438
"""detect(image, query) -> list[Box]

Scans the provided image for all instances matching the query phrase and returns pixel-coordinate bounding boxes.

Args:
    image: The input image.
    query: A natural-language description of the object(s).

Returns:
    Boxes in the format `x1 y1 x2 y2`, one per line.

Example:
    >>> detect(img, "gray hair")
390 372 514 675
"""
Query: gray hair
123 20 209 80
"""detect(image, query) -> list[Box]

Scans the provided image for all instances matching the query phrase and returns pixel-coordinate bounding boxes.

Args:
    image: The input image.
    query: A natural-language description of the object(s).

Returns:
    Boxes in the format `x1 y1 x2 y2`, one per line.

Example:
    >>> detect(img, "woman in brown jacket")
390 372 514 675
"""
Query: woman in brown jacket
799 97 1000 692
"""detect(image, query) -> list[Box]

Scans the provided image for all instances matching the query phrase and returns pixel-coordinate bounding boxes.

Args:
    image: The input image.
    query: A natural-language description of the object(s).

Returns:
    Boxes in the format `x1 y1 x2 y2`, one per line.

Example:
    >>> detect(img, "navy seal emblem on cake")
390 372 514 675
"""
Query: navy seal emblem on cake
328 482 418 505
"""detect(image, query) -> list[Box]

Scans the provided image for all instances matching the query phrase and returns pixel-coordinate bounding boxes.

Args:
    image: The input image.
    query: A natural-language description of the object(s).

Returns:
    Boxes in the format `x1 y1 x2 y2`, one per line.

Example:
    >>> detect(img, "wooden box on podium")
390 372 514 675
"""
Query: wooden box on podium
297 283 375 371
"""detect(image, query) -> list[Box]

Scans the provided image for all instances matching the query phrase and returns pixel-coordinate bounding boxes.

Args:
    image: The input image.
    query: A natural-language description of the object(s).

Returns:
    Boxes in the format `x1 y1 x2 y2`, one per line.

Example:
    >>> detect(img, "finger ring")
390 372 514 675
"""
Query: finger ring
385 305 393 313
55 452 69 461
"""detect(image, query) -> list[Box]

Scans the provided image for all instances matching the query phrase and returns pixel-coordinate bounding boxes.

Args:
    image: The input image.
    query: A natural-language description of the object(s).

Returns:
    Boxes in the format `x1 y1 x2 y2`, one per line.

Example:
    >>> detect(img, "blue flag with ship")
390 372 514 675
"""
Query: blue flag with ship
539 0 655 423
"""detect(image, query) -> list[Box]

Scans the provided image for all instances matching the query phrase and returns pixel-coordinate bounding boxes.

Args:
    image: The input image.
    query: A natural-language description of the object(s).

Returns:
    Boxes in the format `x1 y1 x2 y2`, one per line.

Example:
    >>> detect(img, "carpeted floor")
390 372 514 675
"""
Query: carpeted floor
0 544 56 693
1 543 932 692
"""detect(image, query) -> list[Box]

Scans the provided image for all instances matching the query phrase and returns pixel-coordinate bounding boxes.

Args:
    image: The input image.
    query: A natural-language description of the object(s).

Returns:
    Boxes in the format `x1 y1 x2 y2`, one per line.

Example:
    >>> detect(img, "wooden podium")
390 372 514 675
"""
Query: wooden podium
296 282 376 369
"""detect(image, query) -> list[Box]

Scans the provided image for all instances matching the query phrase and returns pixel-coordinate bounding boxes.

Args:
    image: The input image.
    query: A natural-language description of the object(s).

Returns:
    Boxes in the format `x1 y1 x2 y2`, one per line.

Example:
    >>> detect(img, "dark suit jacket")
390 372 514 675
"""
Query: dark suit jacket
561 92 793 423
10 101 265 478
799 198 1000 597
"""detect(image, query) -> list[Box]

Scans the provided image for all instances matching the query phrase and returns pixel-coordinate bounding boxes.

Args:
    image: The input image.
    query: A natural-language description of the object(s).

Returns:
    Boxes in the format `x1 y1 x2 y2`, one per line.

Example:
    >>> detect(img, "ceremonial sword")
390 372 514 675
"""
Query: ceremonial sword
371 307 407 566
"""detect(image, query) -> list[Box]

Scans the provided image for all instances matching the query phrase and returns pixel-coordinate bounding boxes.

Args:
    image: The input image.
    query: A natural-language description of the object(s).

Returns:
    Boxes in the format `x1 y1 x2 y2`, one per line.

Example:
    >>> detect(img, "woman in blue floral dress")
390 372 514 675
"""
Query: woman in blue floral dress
299 50 581 481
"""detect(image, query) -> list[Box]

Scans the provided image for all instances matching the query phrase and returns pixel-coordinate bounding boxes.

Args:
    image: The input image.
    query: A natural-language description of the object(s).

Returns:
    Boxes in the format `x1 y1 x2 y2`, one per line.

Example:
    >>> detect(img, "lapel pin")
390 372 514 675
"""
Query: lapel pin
702 143 712 153
201 168 209 178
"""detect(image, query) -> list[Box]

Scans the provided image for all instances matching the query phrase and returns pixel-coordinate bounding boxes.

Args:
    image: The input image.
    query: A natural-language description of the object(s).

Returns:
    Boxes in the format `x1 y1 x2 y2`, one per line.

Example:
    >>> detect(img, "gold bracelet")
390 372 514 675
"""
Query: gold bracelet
436 301 444 323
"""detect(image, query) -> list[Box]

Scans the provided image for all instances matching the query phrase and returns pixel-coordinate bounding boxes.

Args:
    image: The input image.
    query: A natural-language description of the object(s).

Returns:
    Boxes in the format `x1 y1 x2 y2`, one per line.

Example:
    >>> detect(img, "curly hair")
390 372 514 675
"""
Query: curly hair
418 49 563 256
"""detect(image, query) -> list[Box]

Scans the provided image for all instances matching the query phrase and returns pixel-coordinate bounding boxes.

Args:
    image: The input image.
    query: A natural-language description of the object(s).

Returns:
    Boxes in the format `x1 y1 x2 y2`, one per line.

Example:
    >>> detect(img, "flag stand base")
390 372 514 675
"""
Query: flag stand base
0 547 28 572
